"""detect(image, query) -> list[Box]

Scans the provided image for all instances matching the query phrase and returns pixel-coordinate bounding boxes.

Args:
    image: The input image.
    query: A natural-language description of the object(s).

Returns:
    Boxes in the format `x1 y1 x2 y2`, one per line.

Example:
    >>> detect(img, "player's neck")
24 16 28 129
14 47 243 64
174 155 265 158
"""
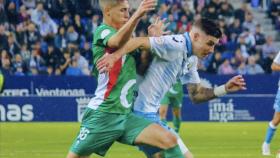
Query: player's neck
189 31 198 57
103 18 121 30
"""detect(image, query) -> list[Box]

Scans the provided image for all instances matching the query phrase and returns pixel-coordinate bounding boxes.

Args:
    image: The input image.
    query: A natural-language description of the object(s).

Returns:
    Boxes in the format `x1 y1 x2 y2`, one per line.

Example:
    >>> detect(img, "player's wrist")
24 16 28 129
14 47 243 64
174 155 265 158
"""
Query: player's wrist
214 85 227 97
131 11 142 21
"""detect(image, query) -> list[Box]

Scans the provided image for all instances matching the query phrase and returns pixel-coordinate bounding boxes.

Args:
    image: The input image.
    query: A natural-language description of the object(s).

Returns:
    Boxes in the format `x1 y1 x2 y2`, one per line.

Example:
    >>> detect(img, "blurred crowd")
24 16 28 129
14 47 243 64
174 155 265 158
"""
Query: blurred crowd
0 0 279 76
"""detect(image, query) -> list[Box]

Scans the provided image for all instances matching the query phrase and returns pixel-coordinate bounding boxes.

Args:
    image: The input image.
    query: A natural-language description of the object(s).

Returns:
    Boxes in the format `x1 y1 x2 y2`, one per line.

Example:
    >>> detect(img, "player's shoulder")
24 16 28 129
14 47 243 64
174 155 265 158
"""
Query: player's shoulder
95 24 116 38
96 23 115 32
166 34 186 47
164 34 185 41
188 55 198 63
152 34 185 46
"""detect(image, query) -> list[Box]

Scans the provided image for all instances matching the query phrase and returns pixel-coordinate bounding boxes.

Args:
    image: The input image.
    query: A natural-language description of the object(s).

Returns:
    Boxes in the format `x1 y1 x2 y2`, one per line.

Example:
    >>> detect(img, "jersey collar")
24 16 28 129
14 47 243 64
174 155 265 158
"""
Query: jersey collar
183 32 193 57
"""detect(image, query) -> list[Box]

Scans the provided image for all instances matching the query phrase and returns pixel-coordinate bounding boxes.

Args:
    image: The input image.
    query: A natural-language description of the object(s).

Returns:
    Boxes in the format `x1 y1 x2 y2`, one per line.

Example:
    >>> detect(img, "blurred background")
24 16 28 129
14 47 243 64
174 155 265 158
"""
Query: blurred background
0 0 280 158
0 0 279 77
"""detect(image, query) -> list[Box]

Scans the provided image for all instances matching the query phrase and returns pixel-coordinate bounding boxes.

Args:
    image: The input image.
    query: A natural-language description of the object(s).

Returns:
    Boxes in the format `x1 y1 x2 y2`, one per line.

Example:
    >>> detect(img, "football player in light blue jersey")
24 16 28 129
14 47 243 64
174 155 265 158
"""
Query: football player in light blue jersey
262 51 280 156
97 18 246 158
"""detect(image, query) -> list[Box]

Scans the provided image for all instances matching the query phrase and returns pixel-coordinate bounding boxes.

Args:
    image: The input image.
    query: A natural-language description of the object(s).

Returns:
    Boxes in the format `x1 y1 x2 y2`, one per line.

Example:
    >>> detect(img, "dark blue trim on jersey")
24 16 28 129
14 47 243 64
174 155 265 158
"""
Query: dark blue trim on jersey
184 32 192 57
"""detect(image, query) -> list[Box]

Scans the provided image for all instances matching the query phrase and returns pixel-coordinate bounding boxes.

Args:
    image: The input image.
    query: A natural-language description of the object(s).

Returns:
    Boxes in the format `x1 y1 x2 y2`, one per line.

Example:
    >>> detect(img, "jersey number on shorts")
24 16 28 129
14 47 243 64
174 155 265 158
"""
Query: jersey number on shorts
78 127 90 140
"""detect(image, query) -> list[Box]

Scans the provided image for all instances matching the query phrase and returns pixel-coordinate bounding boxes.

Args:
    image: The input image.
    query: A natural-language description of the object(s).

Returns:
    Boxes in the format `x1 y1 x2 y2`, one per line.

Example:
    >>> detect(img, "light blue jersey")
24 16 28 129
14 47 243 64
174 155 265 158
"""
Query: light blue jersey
273 51 280 112
263 51 280 148
134 33 200 113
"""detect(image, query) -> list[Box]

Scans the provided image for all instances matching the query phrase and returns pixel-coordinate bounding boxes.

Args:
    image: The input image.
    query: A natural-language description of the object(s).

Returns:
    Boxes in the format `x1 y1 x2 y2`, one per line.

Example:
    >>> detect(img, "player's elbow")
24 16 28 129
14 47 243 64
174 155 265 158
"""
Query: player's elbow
271 64 274 70
271 63 277 71
108 41 122 48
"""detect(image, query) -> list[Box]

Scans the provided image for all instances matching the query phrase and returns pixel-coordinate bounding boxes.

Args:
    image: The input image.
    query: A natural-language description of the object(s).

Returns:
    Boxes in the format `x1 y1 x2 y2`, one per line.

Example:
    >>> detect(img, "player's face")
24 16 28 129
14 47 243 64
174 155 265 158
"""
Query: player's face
193 32 219 59
108 1 130 29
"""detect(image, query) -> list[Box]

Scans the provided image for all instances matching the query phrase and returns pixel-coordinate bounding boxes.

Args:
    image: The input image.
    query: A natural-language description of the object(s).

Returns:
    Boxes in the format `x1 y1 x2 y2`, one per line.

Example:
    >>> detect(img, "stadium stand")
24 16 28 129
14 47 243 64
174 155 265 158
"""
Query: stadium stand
0 0 279 76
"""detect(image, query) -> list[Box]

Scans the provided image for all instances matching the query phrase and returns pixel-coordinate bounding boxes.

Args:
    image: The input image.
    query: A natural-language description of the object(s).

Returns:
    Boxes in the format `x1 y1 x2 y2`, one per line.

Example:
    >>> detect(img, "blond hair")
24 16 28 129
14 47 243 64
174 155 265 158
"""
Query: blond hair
99 0 118 11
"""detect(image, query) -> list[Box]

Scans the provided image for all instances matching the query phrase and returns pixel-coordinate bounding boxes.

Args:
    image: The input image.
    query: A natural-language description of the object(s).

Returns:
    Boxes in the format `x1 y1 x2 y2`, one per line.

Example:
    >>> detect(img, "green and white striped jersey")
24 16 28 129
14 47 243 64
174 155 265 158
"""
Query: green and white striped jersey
88 24 136 114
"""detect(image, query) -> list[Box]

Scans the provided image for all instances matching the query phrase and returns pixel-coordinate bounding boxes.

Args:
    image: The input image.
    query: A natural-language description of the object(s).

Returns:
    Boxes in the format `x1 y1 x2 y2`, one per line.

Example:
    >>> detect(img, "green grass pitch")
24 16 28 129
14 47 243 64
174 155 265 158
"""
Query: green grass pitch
0 122 279 158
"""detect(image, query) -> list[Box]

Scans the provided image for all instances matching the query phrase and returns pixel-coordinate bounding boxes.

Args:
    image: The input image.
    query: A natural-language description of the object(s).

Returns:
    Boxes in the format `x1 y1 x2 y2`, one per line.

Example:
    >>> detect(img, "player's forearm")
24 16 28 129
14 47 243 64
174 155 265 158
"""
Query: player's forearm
114 37 150 59
96 37 150 72
271 63 280 71
187 84 216 104
107 16 140 48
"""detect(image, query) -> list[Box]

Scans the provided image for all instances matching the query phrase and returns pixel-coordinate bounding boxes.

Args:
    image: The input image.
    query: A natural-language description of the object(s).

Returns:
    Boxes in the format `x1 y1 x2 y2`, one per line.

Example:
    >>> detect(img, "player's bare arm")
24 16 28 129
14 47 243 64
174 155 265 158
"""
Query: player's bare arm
187 75 246 104
97 18 169 72
187 83 215 104
107 0 156 48
271 62 280 71
97 37 150 72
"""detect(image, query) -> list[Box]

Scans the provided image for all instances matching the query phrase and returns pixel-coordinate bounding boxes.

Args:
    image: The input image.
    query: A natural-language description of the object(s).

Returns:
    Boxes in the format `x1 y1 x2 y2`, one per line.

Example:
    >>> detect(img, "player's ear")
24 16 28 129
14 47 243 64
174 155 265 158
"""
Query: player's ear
193 32 200 42
104 6 111 17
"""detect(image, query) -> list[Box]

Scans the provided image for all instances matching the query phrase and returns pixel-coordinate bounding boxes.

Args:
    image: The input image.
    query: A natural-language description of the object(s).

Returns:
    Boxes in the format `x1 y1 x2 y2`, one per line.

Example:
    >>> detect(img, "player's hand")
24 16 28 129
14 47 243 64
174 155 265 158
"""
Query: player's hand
96 53 120 73
225 75 246 93
134 0 156 19
148 17 170 37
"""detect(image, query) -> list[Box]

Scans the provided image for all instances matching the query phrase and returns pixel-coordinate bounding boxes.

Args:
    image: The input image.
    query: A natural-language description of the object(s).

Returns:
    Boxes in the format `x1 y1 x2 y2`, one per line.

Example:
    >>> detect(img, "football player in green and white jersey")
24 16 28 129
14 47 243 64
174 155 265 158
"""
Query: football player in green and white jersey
67 1 185 158
159 81 184 133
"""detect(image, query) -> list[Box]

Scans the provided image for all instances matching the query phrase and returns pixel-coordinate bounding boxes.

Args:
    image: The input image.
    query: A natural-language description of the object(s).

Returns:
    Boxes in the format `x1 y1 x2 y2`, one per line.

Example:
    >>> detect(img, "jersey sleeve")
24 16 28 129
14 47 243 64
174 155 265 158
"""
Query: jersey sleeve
179 56 201 84
94 26 116 47
273 51 280 64
92 25 116 76
149 35 185 61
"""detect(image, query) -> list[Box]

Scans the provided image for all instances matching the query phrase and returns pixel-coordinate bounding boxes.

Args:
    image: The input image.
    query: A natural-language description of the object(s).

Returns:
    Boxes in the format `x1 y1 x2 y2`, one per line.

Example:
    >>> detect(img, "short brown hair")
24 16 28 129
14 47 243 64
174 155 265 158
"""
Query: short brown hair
193 18 222 38
99 0 127 11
